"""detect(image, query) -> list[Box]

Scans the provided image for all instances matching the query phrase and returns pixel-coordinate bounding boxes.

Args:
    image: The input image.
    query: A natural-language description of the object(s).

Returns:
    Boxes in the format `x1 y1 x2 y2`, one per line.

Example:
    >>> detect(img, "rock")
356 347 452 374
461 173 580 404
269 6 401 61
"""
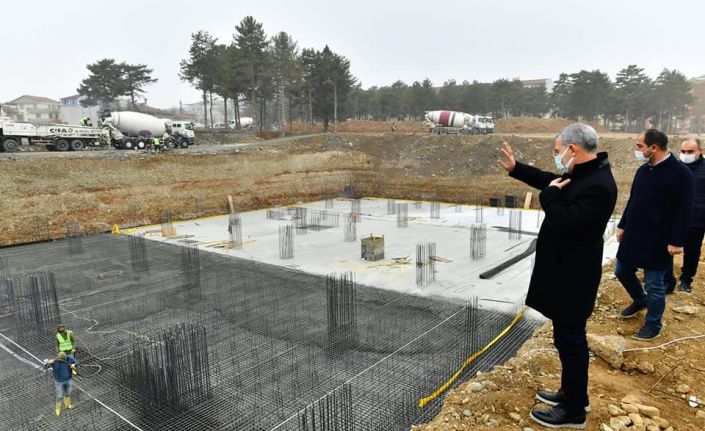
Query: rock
653 417 669 429
634 404 660 418
629 413 644 426
509 412 521 422
463 409 472 417
665 427 673 431
523 428 535 431
601 424 615 431
633 425 647 431
621 403 640 414
461 397 469 404
608 404 626 416
637 361 655 374
672 305 699 315
610 415 632 430
587 334 626 368
622 394 642 404
482 380 498 390
676 383 691 394
646 426 659 431
696 410 705 420
468 382 484 392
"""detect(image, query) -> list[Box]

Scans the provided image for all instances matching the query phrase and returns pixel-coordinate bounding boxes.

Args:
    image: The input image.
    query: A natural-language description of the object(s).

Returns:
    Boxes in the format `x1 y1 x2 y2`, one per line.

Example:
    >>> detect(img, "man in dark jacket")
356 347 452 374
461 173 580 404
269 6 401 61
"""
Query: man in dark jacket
616 129 694 340
665 138 705 293
500 123 617 429
43 351 77 416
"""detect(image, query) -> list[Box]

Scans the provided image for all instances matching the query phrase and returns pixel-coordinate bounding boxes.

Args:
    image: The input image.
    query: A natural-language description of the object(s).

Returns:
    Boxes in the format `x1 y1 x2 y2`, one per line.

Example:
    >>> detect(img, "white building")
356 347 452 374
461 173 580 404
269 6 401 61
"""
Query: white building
2 95 60 123
519 78 554 92
59 94 102 126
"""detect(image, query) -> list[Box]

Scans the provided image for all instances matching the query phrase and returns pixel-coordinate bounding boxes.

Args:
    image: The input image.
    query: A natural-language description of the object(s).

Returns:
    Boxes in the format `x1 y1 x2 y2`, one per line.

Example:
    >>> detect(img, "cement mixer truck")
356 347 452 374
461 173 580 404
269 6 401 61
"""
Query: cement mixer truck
102 111 195 150
424 110 481 135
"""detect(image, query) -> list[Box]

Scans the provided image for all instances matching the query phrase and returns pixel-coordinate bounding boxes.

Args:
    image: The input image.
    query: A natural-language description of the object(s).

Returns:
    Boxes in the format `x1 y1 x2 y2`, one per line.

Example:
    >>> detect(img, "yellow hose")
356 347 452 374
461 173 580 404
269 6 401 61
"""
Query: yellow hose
418 305 528 408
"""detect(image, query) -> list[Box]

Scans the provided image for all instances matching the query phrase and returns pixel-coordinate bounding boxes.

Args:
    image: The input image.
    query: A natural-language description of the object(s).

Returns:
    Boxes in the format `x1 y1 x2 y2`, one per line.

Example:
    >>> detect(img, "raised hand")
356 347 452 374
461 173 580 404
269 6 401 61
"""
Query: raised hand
498 141 516 173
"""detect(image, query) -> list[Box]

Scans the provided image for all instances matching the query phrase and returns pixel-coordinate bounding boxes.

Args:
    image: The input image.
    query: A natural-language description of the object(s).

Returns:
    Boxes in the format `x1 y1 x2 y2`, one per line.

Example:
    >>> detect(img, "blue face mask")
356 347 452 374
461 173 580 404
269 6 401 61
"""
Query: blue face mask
554 147 574 174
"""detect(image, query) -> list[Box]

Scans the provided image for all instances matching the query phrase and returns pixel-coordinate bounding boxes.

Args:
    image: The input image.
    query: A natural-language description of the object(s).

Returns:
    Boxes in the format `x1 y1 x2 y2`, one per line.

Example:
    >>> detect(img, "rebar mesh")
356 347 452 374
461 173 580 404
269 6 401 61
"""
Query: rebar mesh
415 242 436 287
119 323 212 416
229 214 243 249
508 210 523 240
387 200 397 215
326 273 358 349
344 214 357 242
430 202 440 219
470 224 487 261
161 210 176 237
279 225 295 259
0 234 542 431
180 244 201 295
475 205 484 223
396 203 408 228
66 220 83 255
2 272 61 332
128 235 149 272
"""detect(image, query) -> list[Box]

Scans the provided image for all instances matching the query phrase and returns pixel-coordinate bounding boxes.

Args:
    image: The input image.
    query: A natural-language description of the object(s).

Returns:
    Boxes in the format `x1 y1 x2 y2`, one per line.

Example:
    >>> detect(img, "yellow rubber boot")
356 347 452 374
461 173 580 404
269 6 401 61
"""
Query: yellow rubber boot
54 403 62 416
64 396 73 410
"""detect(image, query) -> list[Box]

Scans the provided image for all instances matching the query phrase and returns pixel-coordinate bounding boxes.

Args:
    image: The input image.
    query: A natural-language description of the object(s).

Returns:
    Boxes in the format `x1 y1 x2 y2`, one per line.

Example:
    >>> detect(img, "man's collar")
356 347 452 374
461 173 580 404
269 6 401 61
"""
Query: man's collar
650 152 670 166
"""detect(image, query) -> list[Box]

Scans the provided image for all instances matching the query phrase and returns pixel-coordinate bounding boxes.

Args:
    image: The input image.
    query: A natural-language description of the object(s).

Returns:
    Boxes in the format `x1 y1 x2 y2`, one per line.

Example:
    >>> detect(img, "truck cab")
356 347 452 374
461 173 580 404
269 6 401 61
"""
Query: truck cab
168 121 195 147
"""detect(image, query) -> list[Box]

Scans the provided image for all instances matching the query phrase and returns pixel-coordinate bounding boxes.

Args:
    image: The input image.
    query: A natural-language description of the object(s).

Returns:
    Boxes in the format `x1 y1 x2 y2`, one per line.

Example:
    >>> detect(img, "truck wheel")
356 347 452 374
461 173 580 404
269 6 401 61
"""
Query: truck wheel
70 139 86 151
55 139 70 151
1 138 19 152
136 140 146 149
179 138 189 148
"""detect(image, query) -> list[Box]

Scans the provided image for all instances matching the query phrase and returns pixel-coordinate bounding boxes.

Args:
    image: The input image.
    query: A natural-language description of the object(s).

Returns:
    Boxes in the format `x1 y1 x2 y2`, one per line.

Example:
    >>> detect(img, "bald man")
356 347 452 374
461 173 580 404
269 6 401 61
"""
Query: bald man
665 138 705 293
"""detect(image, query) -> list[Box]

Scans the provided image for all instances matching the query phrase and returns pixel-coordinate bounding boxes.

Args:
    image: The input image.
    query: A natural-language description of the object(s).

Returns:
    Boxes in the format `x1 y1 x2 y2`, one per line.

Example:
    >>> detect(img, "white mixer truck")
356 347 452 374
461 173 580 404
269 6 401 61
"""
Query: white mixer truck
0 111 196 152
424 110 494 134
103 111 195 150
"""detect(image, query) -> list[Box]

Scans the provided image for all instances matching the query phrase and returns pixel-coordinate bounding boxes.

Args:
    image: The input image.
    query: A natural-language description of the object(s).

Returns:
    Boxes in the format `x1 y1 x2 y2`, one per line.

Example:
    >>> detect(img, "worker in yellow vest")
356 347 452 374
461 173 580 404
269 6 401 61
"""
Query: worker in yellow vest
152 137 161 153
56 325 76 356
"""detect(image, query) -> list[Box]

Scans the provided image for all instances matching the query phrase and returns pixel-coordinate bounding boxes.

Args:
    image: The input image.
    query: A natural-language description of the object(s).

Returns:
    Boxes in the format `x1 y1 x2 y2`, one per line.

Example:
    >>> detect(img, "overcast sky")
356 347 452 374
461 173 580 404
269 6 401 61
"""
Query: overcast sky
1 0 703 108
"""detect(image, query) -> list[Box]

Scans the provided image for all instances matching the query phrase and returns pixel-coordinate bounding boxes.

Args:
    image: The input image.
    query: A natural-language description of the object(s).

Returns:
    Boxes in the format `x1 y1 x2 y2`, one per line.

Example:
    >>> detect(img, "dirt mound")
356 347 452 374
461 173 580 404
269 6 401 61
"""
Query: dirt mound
415 258 705 430
496 117 609 134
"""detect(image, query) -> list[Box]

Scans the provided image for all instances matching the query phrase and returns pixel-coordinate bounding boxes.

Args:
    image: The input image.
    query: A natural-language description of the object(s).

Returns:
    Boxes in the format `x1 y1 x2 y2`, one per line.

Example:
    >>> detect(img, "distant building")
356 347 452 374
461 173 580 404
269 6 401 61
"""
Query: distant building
2 95 60 123
59 94 102 126
519 78 553 92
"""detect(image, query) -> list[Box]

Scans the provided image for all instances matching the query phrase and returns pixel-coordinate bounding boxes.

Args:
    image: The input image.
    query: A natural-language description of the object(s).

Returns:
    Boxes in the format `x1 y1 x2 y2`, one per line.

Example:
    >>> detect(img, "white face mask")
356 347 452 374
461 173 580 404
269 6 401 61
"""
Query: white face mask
554 147 574 174
680 153 698 164
634 150 648 163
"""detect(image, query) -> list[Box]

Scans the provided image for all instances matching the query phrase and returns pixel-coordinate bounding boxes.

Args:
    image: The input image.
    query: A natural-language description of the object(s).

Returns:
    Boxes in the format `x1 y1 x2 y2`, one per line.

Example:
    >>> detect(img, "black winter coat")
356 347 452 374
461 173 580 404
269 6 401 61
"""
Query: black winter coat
509 153 617 322
617 154 694 269
685 156 705 228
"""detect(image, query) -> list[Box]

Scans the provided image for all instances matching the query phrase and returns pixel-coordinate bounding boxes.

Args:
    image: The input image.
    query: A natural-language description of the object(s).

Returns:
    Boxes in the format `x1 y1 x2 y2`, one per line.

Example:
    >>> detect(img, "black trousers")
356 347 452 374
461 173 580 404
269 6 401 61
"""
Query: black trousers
667 226 705 285
553 318 589 414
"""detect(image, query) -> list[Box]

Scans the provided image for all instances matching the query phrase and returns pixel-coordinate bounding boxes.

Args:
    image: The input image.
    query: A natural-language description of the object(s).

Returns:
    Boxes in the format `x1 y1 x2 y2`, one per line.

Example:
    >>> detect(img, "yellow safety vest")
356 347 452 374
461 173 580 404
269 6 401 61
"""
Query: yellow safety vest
56 331 73 352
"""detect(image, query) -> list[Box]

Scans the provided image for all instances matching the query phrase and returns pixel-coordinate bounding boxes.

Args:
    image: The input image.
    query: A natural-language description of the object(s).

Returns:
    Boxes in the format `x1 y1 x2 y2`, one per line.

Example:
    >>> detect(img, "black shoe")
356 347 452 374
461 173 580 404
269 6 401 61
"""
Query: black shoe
680 281 692 293
530 405 586 429
665 281 676 294
632 325 661 341
536 389 591 412
620 300 647 318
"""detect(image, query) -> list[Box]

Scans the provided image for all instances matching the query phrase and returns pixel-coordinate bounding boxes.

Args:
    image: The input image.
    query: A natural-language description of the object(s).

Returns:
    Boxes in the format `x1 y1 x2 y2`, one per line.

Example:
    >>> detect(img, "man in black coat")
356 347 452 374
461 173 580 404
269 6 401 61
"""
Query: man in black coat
616 129 694 340
500 123 617 429
665 138 705 293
